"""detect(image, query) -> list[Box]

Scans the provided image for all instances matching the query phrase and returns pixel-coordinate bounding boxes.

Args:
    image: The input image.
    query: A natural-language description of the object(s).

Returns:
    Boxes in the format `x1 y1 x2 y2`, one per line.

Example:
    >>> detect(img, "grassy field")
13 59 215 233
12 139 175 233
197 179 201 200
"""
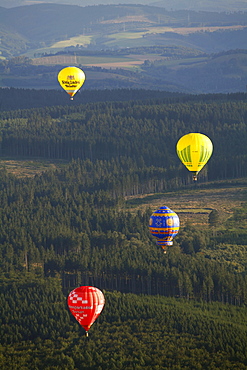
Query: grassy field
32 54 140 67
0 158 67 177
31 52 207 70
31 53 166 71
127 180 247 269
126 182 247 227
51 35 92 48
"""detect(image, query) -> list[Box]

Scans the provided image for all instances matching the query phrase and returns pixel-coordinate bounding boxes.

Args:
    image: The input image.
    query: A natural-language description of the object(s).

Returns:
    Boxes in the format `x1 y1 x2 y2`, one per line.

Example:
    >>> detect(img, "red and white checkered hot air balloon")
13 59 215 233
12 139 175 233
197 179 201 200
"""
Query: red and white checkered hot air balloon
67 286 105 336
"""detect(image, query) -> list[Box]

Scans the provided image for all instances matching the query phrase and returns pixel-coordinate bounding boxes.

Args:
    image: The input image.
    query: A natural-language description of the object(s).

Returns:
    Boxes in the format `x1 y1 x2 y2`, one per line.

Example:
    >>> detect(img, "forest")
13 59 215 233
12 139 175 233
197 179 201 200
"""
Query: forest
0 88 247 369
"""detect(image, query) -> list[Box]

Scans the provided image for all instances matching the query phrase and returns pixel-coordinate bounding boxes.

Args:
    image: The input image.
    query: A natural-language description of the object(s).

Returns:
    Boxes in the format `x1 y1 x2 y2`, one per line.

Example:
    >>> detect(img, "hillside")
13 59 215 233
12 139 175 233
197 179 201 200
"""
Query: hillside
0 4 247 58
1 48 247 93
1 0 247 12
0 3 247 93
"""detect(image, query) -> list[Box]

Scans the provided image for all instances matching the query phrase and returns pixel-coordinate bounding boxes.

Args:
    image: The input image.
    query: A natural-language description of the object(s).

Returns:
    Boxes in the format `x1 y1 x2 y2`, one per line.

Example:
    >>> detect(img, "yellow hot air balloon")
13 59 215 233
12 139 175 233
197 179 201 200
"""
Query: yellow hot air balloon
176 133 213 181
58 66 86 100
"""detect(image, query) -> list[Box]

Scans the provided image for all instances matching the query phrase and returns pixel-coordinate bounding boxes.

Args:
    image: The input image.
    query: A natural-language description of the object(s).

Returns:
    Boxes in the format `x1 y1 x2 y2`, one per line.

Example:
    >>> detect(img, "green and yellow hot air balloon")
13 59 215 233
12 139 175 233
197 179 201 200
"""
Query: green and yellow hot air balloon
176 133 213 181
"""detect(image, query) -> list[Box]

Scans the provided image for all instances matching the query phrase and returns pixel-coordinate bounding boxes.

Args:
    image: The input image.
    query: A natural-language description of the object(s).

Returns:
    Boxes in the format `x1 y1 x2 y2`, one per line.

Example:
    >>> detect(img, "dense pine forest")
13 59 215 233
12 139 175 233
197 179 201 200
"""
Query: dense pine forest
1 88 247 369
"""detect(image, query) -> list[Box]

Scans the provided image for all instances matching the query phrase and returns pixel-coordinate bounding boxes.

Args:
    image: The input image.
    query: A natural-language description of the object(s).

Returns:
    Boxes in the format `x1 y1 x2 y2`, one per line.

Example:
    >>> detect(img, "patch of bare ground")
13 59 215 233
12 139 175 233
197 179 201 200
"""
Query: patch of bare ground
172 25 246 35
126 185 247 227
100 15 154 24
88 54 168 68
31 55 77 65
0 159 65 178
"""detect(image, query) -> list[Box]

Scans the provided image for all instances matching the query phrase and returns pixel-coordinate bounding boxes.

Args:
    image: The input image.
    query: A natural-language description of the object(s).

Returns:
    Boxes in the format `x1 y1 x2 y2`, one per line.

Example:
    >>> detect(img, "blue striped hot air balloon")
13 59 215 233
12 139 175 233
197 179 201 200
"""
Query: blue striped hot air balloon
149 206 180 253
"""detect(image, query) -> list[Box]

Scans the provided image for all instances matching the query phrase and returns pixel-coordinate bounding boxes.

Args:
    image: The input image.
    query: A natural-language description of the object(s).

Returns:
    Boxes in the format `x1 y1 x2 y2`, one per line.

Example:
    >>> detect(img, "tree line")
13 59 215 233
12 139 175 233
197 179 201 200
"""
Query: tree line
0 93 247 186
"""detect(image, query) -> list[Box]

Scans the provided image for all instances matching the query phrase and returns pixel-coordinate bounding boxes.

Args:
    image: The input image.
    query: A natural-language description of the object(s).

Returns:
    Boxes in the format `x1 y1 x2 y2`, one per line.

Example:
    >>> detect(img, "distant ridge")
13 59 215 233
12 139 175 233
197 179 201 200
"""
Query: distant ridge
0 3 247 93
1 0 247 12
0 3 246 46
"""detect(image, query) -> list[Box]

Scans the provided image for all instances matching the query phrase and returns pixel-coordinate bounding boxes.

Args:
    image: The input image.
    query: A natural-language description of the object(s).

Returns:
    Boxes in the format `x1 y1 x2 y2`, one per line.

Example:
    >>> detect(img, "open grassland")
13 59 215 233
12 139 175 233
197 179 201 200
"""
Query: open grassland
145 25 246 35
29 36 92 59
126 181 247 228
0 158 67 177
32 54 78 66
104 25 246 41
51 35 92 48
32 54 145 68
100 14 154 25
32 54 165 70
31 52 207 70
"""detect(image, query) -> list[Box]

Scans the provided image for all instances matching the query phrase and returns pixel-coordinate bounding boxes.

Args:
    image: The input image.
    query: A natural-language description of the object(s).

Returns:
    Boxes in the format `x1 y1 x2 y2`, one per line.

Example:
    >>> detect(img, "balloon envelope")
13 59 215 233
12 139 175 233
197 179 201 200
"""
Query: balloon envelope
67 286 105 335
58 66 85 100
149 206 180 251
176 133 213 180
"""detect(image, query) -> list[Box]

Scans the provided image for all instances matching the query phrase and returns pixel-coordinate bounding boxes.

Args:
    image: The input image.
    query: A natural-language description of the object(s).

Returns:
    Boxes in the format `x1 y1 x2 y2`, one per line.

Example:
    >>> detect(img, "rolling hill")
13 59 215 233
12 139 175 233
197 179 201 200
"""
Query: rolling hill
1 0 247 12
1 48 247 93
0 3 247 57
0 3 247 93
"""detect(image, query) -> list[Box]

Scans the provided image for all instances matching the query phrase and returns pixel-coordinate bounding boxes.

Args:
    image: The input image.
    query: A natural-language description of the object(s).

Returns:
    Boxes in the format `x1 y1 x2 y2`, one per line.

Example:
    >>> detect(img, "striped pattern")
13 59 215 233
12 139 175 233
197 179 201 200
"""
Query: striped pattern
177 145 192 166
176 133 213 174
151 211 178 218
149 227 180 234
64 89 79 98
149 206 180 246
199 144 212 164
177 144 212 169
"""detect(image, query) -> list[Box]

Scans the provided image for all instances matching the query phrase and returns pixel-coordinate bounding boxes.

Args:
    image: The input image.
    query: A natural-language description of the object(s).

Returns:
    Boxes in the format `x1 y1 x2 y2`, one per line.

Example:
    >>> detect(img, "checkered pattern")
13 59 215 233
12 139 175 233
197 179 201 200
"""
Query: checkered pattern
67 286 105 332
68 291 88 305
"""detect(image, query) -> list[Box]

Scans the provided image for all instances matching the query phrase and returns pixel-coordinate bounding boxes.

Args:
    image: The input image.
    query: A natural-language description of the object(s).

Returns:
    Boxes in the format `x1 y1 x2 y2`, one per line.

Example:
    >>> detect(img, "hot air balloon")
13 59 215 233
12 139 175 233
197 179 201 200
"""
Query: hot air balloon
58 66 86 100
149 206 180 253
67 286 105 336
176 133 213 181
